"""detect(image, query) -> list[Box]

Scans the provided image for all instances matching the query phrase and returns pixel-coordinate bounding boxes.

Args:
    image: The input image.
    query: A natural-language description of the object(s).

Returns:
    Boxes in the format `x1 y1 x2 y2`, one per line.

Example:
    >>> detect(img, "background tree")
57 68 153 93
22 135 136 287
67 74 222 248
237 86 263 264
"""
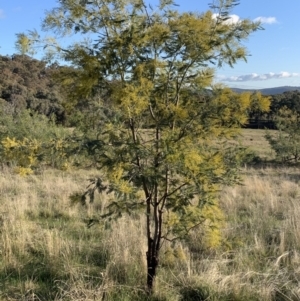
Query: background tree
265 91 300 163
269 90 300 116
17 0 264 293
0 54 65 122
247 91 271 127
266 107 300 163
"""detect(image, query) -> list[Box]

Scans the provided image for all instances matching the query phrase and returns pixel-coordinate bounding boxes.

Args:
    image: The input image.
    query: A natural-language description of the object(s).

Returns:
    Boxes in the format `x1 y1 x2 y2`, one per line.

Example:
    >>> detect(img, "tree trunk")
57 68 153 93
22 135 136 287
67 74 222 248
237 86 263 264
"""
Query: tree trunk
146 238 159 294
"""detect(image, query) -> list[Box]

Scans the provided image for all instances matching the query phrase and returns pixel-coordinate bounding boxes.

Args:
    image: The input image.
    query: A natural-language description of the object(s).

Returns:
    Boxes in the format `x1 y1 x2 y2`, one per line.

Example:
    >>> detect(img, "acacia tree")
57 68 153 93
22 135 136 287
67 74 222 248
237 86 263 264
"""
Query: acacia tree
17 0 264 293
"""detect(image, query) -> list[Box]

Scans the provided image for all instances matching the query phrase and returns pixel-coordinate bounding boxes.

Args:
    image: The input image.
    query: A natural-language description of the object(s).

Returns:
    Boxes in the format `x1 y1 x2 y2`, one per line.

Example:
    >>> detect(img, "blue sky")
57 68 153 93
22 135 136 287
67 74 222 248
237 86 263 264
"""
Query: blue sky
1 0 299 89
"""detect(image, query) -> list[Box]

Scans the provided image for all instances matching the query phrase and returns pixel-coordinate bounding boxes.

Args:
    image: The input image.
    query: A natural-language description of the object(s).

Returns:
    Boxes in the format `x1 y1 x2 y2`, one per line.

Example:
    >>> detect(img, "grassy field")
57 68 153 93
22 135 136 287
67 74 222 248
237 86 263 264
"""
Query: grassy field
239 129 276 160
1 129 300 300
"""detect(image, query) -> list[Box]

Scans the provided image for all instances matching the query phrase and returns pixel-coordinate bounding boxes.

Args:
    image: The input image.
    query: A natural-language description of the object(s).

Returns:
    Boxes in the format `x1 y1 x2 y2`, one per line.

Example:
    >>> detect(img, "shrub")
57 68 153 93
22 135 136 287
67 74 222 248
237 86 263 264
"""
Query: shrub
0 109 75 172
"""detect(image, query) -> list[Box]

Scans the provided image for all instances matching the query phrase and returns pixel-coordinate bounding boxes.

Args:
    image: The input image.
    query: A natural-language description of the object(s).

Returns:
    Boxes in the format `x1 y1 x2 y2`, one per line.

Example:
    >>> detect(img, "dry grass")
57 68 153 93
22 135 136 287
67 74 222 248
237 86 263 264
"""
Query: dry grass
218 167 300 300
1 152 300 299
0 167 150 301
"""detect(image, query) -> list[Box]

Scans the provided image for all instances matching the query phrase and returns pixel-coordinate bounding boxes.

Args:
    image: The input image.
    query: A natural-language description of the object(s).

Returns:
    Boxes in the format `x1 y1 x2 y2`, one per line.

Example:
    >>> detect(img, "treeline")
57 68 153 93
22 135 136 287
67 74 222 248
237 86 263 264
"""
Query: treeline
245 90 300 129
1 54 300 128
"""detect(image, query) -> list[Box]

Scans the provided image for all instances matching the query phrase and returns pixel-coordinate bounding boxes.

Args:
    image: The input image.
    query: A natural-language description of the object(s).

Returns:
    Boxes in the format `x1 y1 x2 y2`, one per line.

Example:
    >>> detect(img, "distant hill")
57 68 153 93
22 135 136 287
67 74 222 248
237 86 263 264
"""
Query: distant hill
231 86 300 95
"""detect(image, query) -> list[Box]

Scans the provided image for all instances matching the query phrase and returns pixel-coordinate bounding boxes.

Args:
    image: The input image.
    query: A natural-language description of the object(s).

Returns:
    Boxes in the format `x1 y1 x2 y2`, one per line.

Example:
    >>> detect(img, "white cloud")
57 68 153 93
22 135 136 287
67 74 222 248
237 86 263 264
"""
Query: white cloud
0 9 5 19
212 14 278 26
254 16 278 24
212 13 241 25
219 72 300 82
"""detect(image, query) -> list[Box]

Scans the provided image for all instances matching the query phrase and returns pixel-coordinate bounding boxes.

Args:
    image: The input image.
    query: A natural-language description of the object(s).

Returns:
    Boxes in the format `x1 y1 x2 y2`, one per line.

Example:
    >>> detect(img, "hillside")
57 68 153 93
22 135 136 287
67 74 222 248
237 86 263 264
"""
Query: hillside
232 85 300 95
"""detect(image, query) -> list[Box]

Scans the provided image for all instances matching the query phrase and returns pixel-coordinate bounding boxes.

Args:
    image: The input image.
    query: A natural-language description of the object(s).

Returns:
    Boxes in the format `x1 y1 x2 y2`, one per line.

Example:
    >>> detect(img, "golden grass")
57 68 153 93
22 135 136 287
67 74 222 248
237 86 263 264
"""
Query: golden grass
1 162 300 300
